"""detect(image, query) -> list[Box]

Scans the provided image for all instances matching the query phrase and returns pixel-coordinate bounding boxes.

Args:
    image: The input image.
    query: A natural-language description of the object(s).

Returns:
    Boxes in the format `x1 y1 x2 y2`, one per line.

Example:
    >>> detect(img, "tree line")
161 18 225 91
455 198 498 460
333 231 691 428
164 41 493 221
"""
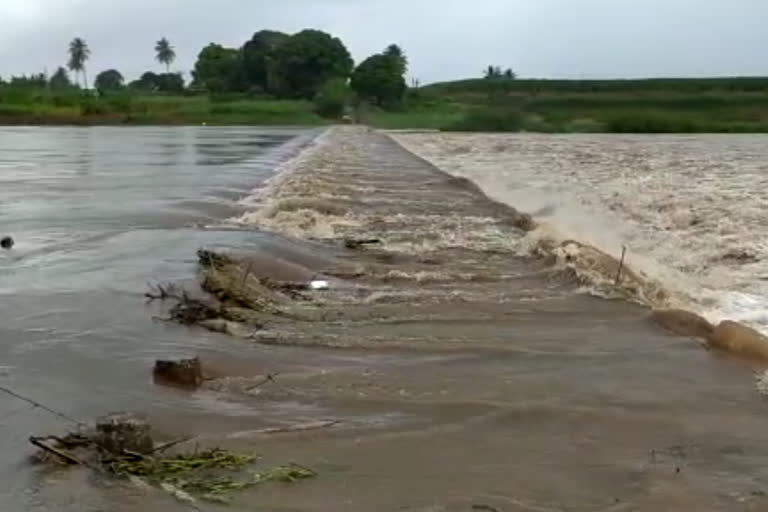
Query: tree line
191 29 408 108
1 29 410 116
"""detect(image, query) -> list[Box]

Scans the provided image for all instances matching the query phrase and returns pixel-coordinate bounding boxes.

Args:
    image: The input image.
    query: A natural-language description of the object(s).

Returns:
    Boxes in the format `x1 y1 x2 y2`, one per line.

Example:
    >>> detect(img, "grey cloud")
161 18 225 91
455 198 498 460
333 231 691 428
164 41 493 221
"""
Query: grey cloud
1 0 767 84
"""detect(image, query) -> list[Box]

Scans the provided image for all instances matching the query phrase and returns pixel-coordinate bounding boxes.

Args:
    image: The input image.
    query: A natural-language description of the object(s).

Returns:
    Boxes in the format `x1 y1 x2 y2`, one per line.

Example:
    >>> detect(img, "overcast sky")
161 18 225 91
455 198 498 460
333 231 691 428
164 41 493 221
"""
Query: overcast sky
1 0 767 84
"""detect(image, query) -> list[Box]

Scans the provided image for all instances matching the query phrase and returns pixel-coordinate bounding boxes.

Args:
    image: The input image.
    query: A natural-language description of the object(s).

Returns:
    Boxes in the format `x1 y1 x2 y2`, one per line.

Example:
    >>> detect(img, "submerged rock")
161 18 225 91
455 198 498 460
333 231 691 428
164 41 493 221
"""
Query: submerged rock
153 357 203 389
1 236 14 249
707 321 768 361
650 309 714 340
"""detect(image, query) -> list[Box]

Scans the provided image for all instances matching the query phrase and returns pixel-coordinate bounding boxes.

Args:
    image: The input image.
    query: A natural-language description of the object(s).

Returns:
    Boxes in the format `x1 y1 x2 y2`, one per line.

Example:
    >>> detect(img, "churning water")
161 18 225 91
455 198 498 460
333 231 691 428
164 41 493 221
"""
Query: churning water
393 132 768 332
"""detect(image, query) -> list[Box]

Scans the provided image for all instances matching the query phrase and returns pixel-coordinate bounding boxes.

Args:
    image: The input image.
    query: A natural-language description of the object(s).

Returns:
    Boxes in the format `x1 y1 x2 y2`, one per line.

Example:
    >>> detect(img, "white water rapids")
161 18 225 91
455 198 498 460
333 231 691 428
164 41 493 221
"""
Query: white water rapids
391 132 768 333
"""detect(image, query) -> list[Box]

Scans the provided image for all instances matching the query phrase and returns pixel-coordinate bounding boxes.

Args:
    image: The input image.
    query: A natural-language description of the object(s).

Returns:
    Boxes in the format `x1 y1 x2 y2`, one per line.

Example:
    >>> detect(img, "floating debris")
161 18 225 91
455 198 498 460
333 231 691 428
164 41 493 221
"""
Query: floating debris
344 238 381 250
30 417 316 504
109 449 315 504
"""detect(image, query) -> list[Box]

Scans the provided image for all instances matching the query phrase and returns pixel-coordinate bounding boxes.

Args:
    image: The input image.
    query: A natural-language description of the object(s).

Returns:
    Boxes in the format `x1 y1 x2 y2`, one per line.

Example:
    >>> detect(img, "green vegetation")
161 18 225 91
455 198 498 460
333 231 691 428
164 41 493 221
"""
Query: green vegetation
0 87 325 125
128 71 185 93
108 448 316 504
94 69 124 91
3 30 768 131
154 38 176 73
381 78 768 133
0 30 404 126
351 49 407 107
49 67 73 90
270 29 353 99
443 106 524 132
314 78 351 119
67 37 91 89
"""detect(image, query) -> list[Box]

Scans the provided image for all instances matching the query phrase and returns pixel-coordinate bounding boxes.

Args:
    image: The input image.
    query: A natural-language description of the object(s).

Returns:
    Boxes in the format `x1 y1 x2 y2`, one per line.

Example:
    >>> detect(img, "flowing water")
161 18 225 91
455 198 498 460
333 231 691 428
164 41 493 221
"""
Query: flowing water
2 126 768 511
392 133 768 332
0 126 322 510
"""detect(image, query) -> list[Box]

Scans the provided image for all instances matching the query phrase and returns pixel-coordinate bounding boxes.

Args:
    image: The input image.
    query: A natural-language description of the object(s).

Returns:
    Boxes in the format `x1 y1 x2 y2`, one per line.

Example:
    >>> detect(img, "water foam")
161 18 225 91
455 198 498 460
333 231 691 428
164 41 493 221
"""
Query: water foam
393 132 768 333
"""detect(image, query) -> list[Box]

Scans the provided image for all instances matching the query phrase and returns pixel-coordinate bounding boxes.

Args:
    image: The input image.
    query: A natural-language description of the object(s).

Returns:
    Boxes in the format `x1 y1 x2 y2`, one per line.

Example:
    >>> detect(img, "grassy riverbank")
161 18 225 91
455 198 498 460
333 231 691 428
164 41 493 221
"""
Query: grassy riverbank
0 89 327 126
4 77 768 132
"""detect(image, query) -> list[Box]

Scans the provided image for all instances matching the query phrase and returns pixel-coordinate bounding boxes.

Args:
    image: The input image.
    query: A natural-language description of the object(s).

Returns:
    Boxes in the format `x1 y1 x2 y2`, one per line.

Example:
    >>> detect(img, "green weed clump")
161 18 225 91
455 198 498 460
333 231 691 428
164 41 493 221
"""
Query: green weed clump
109 448 316 503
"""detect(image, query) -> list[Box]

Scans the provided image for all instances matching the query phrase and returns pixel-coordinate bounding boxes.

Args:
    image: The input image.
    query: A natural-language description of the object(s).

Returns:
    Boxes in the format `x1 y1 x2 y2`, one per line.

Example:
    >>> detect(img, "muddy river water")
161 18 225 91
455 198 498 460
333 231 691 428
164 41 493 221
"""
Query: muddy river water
1 126 768 511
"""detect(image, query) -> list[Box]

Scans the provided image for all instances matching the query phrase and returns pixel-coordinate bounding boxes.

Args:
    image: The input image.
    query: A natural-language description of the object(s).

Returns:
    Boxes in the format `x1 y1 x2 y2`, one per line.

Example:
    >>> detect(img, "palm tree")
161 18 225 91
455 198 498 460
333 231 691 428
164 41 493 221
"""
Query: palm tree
68 37 91 89
155 38 176 73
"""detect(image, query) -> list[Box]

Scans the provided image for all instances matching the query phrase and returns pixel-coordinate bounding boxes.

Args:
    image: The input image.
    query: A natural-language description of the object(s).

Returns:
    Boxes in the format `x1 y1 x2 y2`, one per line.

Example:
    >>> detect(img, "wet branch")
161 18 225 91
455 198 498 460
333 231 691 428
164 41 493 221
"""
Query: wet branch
615 245 627 285
245 372 280 392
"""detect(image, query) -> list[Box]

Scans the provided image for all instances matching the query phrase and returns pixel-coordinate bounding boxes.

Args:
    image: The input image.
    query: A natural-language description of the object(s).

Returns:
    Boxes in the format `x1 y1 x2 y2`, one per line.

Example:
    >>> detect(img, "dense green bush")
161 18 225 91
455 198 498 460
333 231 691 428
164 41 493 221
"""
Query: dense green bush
80 99 108 116
313 78 350 119
444 106 523 132
51 92 81 108
603 113 700 133
105 93 134 114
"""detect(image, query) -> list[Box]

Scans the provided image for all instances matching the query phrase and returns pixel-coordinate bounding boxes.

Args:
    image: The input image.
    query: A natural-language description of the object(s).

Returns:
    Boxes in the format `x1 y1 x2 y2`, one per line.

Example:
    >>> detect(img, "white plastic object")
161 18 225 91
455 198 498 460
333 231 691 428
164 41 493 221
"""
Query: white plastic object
310 280 329 290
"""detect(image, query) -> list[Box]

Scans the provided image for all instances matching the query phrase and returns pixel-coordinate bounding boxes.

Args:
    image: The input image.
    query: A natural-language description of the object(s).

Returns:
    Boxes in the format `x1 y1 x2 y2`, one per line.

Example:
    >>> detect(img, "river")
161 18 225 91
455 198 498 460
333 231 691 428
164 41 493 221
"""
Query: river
2 126 768 511
0 126 318 510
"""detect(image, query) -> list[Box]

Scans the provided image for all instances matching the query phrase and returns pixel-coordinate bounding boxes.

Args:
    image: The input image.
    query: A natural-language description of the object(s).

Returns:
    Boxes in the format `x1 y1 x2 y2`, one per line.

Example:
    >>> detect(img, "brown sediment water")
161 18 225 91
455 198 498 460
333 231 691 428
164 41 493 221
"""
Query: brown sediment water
391 131 768 333
206 126 768 511
4 126 768 511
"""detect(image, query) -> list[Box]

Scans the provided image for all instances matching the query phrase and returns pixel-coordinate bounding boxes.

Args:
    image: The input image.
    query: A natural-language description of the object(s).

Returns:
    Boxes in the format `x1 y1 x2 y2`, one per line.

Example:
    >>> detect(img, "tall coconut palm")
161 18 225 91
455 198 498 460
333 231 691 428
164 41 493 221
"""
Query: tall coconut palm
155 38 176 73
68 37 91 89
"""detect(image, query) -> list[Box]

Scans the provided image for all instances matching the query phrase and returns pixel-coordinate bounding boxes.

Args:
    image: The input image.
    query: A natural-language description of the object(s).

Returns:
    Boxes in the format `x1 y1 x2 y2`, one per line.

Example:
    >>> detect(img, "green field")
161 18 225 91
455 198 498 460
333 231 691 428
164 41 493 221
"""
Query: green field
397 77 768 133
4 77 768 132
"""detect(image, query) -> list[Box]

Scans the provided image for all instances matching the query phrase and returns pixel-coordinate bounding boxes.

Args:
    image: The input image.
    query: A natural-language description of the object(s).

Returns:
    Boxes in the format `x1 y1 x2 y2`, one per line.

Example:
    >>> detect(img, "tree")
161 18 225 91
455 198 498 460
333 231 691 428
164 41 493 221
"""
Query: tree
68 37 91 89
49 67 73 89
129 71 184 93
484 65 502 79
384 44 408 76
155 37 176 72
94 69 124 91
241 30 289 91
270 29 353 99
484 66 515 80
192 43 243 92
351 52 407 107
10 73 47 88
154 72 185 93
129 72 158 91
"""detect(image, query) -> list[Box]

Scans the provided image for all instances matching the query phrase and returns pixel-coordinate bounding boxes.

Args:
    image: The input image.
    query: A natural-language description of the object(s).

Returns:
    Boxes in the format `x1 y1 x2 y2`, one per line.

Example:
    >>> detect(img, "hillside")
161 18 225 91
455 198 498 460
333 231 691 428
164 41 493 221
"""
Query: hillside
368 76 768 133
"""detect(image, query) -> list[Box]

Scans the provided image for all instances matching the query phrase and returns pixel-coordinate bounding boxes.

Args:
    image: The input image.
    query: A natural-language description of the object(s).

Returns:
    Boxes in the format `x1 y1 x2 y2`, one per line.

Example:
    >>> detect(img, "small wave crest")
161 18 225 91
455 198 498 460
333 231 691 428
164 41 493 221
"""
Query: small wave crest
527 233 671 307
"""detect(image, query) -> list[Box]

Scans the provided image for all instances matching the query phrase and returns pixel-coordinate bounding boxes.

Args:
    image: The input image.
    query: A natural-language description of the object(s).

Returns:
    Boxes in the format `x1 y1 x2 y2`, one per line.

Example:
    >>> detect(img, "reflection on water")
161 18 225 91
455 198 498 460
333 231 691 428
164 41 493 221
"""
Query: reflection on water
0 126 316 511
